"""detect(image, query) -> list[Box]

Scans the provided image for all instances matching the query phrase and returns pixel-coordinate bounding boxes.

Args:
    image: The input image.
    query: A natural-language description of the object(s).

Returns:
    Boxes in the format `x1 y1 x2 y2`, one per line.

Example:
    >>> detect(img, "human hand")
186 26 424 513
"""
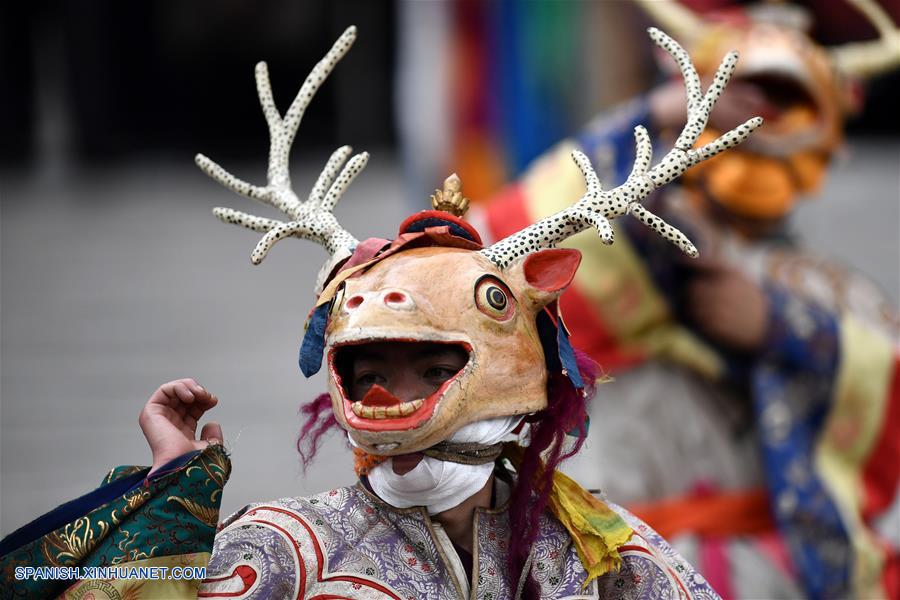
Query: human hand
686 259 770 353
139 378 222 475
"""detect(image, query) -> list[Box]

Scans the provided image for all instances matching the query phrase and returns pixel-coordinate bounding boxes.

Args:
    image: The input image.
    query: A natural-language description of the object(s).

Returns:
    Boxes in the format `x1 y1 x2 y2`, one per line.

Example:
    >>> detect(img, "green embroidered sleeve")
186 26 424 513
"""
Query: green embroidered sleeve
0 445 230 599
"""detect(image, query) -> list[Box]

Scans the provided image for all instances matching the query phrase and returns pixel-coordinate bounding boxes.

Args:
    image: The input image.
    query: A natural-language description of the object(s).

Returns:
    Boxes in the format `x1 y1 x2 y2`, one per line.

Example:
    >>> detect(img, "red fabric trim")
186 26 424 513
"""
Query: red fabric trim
198 565 258 597
862 353 900 521
621 539 691 598
261 506 401 599
200 506 402 599
227 518 305 600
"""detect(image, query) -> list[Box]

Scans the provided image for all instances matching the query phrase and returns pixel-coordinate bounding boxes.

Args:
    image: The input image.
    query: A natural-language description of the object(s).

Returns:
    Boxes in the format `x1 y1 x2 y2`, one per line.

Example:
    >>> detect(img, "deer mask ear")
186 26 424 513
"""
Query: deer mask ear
507 248 582 310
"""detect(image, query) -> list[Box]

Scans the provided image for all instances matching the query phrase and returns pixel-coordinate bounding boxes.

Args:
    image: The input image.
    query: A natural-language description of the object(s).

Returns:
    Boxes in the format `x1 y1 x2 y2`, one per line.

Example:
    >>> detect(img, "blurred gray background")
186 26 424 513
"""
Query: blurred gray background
2 0 899 536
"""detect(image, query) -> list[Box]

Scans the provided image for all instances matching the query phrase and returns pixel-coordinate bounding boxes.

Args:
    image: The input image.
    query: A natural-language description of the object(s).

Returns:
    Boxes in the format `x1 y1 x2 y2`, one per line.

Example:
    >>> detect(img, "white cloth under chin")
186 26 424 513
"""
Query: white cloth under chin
364 415 522 514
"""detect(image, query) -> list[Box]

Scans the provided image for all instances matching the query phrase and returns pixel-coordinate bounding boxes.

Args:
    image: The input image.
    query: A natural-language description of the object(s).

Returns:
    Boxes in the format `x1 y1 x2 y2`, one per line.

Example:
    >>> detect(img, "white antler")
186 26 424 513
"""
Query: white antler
195 26 367 264
480 28 764 269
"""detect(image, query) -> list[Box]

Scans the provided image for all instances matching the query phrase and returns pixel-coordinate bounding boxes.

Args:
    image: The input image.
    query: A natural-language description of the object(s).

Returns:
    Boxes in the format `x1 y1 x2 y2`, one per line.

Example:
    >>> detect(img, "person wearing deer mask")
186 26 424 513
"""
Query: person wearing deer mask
0 26 762 600
476 2 899 598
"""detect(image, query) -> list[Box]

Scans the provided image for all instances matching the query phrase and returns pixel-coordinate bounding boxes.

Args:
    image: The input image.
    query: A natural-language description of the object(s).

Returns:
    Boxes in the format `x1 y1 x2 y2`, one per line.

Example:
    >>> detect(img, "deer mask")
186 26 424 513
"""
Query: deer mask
637 0 899 219
196 26 761 456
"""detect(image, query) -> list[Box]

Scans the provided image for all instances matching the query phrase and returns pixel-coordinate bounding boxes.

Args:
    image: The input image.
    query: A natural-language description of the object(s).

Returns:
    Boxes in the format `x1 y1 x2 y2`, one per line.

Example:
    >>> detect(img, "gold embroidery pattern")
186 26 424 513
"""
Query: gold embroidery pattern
111 530 159 564
185 447 230 503
40 476 154 567
123 486 152 514
43 517 110 565
167 496 219 528
103 465 145 485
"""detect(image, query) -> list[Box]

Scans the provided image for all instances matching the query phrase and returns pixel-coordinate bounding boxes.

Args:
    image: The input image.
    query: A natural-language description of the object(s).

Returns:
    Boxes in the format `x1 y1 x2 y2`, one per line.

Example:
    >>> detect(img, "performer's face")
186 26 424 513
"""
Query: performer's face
342 342 469 403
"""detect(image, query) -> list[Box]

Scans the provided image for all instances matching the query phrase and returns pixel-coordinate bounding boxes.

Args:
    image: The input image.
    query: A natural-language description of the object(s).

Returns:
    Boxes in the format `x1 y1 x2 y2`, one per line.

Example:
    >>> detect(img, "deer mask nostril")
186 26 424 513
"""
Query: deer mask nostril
384 292 406 304
346 295 364 309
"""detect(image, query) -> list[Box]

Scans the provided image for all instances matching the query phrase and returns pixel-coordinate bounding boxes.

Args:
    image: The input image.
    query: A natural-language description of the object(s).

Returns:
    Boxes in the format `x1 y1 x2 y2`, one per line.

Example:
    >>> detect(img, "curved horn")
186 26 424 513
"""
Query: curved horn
830 0 900 78
633 0 706 44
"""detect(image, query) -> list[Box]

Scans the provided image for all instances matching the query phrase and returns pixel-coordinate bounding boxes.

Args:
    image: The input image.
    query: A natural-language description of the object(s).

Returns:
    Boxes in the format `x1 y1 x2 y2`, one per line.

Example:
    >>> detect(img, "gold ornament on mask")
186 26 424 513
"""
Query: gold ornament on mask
430 173 470 217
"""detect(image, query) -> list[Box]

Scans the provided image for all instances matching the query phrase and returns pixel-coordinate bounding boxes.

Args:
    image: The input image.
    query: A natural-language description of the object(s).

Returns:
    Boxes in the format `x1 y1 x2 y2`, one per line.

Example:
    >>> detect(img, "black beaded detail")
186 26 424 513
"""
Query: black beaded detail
480 28 762 269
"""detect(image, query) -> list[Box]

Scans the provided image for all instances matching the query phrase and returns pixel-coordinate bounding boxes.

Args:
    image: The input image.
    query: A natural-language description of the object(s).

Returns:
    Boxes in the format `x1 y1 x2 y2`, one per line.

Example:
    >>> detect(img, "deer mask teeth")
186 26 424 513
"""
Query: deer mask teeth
328 336 473 439
351 398 425 419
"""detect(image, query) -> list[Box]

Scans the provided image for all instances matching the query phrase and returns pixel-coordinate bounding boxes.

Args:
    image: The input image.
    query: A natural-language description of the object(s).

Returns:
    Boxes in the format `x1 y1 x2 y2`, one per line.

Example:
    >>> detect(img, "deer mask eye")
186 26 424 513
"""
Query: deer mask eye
474 276 515 320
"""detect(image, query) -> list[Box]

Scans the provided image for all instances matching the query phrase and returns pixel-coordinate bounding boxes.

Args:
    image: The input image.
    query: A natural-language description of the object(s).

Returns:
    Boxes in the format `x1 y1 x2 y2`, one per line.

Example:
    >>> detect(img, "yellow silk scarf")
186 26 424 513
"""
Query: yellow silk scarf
502 443 633 586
